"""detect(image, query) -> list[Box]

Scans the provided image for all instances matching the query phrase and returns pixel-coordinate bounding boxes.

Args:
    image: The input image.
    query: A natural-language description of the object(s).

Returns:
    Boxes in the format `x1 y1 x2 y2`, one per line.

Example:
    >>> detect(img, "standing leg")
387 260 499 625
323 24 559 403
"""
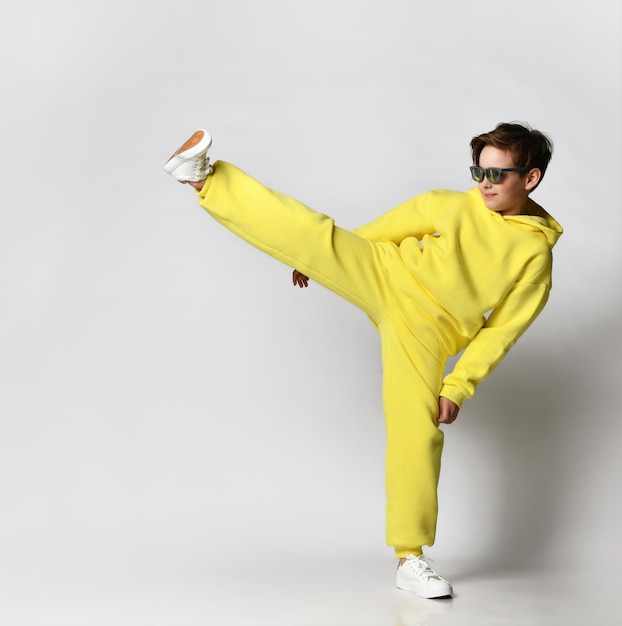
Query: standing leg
380 313 446 555
379 313 453 598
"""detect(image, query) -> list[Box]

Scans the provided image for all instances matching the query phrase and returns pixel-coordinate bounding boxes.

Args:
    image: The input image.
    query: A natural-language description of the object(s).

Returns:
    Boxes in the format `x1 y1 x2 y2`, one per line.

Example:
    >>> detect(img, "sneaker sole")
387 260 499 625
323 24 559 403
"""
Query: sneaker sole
163 129 212 173
396 579 453 599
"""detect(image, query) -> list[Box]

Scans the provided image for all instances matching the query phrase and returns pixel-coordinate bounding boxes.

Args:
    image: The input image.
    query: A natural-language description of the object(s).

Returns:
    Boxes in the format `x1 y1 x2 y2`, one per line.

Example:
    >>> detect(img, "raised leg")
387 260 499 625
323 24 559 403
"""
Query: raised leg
196 160 396 321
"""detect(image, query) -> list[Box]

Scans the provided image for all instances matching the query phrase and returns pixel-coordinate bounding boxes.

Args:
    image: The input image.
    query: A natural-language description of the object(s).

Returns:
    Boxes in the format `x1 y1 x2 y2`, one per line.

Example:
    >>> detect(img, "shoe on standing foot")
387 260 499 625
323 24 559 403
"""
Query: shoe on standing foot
396 555 453 599
163 129 213 182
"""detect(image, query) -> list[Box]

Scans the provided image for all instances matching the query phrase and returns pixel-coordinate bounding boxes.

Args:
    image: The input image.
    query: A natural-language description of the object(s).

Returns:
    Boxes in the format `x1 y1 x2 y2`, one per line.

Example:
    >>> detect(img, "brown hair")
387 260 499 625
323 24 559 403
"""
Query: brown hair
470 122 553 188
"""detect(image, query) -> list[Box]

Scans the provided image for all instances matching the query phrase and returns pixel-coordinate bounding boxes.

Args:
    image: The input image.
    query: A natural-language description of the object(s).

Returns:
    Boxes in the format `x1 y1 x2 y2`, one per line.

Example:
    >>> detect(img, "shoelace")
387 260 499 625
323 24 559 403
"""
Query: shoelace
191 157 212 178
404 555 442 580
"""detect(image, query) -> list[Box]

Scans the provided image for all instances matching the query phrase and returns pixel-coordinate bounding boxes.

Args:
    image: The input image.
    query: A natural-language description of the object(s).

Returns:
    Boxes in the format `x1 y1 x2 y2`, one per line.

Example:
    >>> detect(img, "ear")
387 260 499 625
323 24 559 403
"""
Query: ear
524 168 541 191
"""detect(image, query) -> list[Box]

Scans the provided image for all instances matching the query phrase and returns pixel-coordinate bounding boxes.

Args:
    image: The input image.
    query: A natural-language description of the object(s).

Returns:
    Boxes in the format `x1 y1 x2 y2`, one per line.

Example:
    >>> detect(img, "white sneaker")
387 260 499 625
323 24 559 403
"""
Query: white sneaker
163 129 213 182
396 555 453 599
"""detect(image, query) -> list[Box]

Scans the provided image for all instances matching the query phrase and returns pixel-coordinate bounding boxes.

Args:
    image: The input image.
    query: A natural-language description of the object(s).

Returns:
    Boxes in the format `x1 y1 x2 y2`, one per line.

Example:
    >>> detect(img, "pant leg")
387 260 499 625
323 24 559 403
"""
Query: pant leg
197 161 392 321
197 161 445 556
379 312 446 558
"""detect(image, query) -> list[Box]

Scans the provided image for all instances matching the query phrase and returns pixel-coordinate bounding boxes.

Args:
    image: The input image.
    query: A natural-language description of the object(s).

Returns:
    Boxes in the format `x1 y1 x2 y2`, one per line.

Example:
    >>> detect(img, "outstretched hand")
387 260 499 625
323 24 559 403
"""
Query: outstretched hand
437 396 460 424
292 270 309 288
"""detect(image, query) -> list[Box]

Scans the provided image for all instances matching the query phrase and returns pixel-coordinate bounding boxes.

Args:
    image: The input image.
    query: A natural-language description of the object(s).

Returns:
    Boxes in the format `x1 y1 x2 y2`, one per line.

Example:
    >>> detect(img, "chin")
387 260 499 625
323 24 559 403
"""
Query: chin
483 198 507 213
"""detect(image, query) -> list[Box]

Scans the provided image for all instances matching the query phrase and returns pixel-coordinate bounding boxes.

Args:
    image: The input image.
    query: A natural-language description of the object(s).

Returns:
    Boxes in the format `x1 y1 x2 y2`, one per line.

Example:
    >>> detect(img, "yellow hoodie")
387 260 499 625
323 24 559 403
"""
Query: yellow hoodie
353 188 563 407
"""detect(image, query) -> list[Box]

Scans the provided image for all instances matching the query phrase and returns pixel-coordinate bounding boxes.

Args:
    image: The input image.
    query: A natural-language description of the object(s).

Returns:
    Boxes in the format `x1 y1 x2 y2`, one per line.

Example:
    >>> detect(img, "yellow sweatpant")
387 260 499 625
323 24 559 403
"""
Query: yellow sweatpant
197 161 446 557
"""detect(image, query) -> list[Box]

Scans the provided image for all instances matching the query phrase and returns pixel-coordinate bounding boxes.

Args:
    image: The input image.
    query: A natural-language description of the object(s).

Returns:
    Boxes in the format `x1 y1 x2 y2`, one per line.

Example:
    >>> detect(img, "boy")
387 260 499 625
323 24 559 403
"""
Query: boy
163 122 562 598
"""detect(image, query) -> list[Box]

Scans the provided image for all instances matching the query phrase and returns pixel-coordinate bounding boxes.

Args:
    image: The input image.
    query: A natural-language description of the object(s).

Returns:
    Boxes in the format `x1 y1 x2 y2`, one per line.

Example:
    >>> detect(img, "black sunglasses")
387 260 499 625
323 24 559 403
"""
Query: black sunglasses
470 165 529 184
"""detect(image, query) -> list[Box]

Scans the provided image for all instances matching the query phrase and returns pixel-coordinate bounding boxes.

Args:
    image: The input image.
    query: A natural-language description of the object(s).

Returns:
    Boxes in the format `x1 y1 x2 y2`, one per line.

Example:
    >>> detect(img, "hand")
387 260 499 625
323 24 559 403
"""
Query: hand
292 270 309 288
437 396 460 425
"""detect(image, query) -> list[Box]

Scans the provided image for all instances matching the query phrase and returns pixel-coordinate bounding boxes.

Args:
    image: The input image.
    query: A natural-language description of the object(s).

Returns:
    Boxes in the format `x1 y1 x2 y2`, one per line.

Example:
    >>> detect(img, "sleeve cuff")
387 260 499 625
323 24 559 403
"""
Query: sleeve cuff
439 384 466 409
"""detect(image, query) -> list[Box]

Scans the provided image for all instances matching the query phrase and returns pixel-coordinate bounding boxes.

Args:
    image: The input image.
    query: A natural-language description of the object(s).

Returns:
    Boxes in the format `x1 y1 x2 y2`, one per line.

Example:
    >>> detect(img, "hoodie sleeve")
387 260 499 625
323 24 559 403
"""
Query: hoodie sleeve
352 192 435 243
439 280 551 407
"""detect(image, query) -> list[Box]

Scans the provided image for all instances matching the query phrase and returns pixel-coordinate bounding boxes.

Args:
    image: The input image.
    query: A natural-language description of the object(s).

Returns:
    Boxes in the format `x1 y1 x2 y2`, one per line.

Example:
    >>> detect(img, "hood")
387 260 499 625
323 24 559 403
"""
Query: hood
504 199 563 248
468 188 563 248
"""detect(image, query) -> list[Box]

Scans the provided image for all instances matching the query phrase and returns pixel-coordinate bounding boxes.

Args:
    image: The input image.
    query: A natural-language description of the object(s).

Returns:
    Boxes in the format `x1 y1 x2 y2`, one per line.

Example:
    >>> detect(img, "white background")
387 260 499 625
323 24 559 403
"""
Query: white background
1 0 620 623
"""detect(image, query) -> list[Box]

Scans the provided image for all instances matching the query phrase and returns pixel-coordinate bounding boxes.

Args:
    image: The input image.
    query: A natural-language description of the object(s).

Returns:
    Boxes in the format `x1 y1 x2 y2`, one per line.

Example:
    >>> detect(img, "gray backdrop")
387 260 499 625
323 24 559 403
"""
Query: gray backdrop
1 0 620 621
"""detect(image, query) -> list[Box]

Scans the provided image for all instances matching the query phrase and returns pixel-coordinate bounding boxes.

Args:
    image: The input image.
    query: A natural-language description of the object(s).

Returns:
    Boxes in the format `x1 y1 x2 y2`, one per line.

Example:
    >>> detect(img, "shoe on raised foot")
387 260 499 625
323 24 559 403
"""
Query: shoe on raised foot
396 555 453 599
164 129 213 182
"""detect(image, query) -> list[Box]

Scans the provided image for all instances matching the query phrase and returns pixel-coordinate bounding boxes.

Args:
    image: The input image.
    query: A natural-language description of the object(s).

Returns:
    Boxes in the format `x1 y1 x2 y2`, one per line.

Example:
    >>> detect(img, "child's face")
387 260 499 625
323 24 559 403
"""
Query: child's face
476 146 536 216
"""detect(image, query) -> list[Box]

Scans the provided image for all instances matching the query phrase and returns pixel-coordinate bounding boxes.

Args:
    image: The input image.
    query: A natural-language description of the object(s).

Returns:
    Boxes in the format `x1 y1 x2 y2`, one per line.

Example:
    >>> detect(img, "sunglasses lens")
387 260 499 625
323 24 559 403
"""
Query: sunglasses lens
470 166 484 182
486 168 502 183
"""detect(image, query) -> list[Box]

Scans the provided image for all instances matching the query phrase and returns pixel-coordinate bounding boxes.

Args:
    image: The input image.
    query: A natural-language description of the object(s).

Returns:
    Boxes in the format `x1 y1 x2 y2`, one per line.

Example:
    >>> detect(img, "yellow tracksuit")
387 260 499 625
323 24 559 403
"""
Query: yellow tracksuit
196 161 563 556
